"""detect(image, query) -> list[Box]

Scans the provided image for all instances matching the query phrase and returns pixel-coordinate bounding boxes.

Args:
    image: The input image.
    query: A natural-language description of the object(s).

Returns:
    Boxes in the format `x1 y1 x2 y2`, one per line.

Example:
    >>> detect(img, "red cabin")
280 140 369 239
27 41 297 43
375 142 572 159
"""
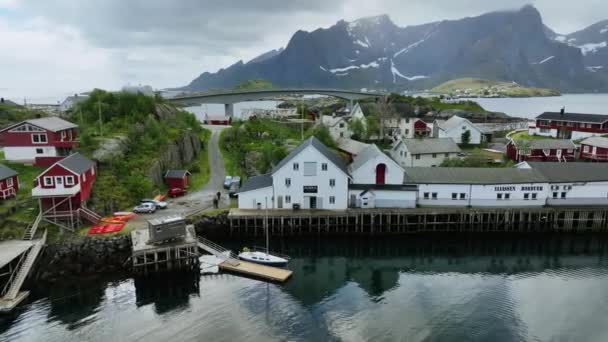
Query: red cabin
580 137 608 161
0 164 18 200
31 153 99 230
164 170 191 189
203 114 232 126
0 117 78 164
413 119 431 137
507 139 576 162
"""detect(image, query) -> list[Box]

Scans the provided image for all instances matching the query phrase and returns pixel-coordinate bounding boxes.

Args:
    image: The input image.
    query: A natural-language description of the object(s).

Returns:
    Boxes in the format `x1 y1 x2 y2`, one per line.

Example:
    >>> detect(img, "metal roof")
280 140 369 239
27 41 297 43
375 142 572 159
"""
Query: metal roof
0 164 17 180
238 174 272 193
580 136 608 148
435 116 480 132
527 162 608 183
512 139 576 150
404 167 547 184
272 137 349 176
25 117 77 132
337 138 369 156
165 170 191 179
57 153 95 174
395 138 461 154
349 144 387 172
537 112 608 123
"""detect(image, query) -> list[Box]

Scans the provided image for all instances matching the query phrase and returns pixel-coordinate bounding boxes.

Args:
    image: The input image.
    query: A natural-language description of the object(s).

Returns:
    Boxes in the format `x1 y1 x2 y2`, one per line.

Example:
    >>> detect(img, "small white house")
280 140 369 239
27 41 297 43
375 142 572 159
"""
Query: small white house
59 94 88 112
390 138 461 167
433 116 483 144
321 115 352 140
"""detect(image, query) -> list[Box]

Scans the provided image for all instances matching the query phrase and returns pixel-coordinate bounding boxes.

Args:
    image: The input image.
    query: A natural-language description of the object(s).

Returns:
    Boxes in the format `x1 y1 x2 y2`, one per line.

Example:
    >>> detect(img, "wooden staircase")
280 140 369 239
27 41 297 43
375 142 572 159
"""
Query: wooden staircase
22 212 43 241
78 207 102 224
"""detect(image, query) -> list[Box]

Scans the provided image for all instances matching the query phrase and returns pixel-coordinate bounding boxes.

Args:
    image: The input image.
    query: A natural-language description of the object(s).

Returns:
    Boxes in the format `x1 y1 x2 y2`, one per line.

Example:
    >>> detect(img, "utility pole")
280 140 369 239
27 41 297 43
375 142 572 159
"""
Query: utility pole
98 99 102 136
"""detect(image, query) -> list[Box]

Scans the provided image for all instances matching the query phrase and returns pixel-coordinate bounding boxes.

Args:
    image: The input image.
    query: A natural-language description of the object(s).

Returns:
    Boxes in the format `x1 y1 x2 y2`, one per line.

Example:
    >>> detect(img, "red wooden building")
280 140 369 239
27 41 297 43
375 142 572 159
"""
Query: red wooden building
165 170 191 189
31 153 100 230
0 164 18 200
203 114 232 126
530 111 608 140
413 119 431 137
0 117 78 164
507 139 576 162
580 137 608 161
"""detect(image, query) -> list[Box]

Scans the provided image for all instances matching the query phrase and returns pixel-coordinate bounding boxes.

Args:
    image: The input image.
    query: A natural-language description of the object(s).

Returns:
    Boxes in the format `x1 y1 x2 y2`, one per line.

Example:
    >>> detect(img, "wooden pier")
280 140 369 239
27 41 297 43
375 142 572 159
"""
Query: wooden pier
226 207 608 236
131 225 200 273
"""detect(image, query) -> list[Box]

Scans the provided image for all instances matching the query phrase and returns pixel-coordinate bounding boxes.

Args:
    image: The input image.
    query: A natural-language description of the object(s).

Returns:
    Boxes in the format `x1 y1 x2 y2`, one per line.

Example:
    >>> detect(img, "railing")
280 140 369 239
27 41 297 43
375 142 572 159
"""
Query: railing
3 230 47 300
580 153 608 160
197 236 240 266
22 211 42 241
1 249 27 297
78 207 101 224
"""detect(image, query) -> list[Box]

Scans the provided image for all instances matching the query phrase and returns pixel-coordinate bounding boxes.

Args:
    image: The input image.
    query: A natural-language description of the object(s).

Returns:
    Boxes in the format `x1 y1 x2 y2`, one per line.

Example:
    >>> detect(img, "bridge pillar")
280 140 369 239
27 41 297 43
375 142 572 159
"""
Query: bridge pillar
349 99 354 111
224 103 234 117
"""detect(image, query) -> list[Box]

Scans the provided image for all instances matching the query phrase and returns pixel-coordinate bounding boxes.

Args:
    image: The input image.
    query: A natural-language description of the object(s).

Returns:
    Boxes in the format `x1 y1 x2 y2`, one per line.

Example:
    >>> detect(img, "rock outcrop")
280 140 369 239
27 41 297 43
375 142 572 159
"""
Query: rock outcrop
147 130 202 185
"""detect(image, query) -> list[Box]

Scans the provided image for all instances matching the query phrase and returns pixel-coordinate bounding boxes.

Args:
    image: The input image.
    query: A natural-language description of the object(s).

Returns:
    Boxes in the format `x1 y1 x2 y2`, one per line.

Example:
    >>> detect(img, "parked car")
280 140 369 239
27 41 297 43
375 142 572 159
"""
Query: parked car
229 182 239 198
223 176 234 189
133 202 156 214
168 188 188 198
141 199 168 209
230 176 241 187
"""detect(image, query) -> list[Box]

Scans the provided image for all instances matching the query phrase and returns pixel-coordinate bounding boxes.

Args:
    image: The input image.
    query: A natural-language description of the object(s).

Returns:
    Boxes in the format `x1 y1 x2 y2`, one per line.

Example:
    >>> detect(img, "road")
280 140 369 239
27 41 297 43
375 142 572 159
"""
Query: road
127 125 230 229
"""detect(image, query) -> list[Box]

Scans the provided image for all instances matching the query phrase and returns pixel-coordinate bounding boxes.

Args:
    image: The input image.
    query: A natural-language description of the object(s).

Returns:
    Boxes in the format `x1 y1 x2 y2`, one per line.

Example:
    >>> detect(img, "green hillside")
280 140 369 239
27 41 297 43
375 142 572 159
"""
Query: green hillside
432 78 561 97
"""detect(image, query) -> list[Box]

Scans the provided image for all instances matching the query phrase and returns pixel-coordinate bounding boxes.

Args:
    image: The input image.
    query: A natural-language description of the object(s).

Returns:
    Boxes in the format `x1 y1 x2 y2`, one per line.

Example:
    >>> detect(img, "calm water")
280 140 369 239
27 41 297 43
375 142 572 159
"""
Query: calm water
474 93 608 119
3 236 608 342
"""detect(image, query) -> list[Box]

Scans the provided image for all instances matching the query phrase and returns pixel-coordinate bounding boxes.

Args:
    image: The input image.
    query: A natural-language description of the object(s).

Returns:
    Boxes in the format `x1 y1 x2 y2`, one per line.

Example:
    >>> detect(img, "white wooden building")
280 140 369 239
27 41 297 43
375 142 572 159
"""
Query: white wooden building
321 115 352 140
433 116 484 144
390 138 461 167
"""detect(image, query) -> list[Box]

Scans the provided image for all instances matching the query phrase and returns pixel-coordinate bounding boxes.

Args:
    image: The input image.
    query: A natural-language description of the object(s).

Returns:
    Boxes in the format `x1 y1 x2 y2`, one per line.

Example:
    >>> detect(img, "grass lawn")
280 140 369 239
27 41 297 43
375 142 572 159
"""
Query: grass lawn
510 131 553 140
187 128 212 191
219 128 246 179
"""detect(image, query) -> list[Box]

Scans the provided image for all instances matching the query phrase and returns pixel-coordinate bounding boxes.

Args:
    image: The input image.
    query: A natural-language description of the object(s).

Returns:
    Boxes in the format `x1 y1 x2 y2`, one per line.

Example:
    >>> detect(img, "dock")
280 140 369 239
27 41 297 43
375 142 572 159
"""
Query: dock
131 224 199 273
197 236 292 283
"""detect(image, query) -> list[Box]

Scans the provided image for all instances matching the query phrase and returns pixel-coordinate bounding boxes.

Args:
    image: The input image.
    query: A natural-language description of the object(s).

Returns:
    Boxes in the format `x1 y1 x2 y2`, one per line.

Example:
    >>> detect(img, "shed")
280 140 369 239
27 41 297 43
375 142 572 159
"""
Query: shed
164 170 191 189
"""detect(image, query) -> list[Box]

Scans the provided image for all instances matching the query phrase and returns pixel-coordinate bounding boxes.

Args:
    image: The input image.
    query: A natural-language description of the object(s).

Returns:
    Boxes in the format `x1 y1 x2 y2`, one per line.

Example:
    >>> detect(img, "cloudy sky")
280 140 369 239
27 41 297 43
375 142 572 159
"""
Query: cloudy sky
1 0 605 103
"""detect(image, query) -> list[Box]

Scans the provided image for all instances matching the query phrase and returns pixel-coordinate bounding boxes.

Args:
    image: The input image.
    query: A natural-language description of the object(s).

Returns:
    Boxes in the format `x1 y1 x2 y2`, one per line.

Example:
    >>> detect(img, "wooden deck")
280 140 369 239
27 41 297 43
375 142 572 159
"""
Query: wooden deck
218 259 292 283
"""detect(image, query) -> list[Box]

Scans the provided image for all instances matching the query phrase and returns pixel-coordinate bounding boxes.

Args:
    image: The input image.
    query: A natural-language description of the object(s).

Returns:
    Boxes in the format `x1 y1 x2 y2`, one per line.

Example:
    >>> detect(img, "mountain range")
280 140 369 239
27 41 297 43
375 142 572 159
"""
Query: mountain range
184 5 608 93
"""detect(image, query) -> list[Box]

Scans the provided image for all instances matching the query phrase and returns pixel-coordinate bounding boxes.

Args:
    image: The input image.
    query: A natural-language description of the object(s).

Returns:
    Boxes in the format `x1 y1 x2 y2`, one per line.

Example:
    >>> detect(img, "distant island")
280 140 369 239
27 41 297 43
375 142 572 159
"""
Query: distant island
431 78 561 98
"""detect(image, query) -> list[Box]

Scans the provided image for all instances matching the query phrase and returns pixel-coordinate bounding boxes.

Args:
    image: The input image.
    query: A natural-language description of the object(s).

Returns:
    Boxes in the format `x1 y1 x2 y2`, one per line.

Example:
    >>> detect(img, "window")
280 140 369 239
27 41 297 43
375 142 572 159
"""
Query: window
329 179 335 187
339 123 345 128
303 162 317 176
551 185 559 190
340 132 344 137
423 192 430 199
505 194 510 199
329 196 335 204
61 131 66 140
321 163 328 171
532 193 537 200
553 192 558 198
452 193 457 200
6 178 13 187
565 185 572 190
405 129 410 135
285 178 291 187
432 153 437 158
83 173 86 182
55 177 63 185
43 176 53 186
32 133 47 144
432 193 437 200
415 154 420 160
36 148 43 154
400 151 403 156
540 128 550 133
497 193 503 200
524 193 530 200
65 176 75 186
460 193 466 200
403 152 408 158
445 153 449 158
293 163 299 171
285 196 291 204
561 192 567 198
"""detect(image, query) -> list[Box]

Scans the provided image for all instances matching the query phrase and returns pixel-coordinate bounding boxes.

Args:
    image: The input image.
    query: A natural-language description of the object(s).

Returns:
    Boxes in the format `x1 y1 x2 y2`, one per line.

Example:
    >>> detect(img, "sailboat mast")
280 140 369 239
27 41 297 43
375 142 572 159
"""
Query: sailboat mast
265 197 269 254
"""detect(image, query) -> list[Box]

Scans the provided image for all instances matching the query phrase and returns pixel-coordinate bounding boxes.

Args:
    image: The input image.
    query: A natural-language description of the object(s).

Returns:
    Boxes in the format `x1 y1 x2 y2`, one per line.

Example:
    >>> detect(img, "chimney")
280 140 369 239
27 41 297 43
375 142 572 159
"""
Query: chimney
560 107 565 115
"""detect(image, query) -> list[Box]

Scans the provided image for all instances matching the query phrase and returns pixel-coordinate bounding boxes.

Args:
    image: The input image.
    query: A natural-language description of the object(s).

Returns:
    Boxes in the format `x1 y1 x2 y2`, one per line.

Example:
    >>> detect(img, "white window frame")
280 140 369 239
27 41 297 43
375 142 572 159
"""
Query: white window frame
91 167 95 175
321 163 328 171
65 176 75 186
329 179 335 187
285 196 291 204
329 196 335 204
55 176 63 186
6 177 13 187
43 176 53 186
293 163 299 171
285 178 291 187
32 133 48 144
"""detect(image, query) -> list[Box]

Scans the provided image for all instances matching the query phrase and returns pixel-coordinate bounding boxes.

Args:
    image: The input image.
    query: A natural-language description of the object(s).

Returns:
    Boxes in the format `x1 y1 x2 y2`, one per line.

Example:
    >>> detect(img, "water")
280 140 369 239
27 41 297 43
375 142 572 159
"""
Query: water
3 236 608 342
474 94 608 119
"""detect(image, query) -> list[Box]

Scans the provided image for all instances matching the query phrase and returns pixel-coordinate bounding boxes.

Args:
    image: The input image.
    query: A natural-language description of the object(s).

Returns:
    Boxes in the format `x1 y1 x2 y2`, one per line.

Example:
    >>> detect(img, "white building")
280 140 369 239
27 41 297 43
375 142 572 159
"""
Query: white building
397 118 432 139
238 137 351 210
348 144 416 208
390 138 461 167
433 115 484 144
59 94 88 112
404 167 549 207
321 115 352 140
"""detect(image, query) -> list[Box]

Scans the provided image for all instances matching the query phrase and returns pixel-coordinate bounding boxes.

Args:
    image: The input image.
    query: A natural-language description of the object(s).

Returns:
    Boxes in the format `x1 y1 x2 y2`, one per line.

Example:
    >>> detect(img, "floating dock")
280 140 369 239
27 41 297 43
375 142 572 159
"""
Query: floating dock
131 224 199 273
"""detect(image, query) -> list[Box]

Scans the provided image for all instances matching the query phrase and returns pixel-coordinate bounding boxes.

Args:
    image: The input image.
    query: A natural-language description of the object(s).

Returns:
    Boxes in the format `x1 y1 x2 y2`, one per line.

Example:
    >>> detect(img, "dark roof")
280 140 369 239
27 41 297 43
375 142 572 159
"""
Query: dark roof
0 164 17 180
350 184 418 191
165 170 191 179
272 137 349 176
512 139 575 150
0 117 77 133
537 112 608 123
404 167 546 184
238 174 272 193
57 153 95 175
527 162 608 183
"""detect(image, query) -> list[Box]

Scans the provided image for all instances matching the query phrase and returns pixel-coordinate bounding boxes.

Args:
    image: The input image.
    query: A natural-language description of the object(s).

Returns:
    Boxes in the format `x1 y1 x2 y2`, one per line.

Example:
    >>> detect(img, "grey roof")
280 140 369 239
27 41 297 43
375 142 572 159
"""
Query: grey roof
321 115 347 127
238 174 272 193
57 153 95 174
404 167 547 184
25 117 77 132
513 139 575 150
435 116 479 132
395 138 461 154
337 138 369 155
272 137 349 176
580 136 608 148
537 112 608 123
0 164 17 180
165 170 191 179
349 144 388 172
527 162 608 183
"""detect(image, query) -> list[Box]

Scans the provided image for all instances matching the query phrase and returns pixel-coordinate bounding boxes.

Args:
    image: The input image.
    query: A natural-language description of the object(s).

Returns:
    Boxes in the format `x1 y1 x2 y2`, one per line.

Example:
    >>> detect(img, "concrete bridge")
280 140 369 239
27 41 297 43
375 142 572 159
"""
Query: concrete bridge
166 88 383 116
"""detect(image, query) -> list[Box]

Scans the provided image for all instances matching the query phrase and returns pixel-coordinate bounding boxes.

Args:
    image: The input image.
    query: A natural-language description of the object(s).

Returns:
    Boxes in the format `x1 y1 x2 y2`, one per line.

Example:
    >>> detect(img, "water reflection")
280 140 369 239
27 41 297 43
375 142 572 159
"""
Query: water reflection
134 273 200 314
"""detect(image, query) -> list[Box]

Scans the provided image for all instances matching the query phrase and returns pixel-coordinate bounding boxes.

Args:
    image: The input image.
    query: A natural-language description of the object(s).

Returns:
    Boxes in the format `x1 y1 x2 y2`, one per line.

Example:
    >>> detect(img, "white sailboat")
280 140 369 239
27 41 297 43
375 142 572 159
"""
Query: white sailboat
238 198 289 266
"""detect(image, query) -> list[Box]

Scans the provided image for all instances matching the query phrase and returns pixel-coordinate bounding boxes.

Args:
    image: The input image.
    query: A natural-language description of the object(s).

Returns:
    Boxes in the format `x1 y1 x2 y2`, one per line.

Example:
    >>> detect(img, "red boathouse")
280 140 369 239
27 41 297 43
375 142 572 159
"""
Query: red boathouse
580 137 608 161
507 139 576 162
164 170 191 189
0 164 18 200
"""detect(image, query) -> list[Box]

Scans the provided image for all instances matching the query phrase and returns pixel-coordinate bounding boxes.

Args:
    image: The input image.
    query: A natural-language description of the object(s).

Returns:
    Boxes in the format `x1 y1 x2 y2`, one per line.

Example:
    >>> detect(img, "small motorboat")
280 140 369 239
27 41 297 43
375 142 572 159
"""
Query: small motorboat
238 250 288 266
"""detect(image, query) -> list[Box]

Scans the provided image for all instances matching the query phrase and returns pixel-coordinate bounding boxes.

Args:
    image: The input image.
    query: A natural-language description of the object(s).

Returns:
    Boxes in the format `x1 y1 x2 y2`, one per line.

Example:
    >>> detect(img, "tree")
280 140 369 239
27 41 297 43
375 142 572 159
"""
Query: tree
461 129 471 146
305 126 336 149
348 118 366 140
365 115 381 140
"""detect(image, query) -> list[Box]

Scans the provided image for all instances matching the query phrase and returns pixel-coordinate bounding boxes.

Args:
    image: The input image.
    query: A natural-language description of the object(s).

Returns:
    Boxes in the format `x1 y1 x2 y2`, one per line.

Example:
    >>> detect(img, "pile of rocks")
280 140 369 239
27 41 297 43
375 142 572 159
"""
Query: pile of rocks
192 212 230 238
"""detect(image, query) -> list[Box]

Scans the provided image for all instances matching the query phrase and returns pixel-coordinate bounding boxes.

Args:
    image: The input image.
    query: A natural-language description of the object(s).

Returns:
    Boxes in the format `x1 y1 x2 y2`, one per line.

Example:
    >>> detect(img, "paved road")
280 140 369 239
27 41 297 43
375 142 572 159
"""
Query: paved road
127 125 230 229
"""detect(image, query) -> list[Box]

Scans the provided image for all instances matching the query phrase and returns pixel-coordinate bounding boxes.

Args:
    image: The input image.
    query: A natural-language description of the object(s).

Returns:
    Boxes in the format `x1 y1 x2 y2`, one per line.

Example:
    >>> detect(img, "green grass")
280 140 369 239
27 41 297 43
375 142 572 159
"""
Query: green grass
431 77 561 97
187 128 212 191
510 131 553 140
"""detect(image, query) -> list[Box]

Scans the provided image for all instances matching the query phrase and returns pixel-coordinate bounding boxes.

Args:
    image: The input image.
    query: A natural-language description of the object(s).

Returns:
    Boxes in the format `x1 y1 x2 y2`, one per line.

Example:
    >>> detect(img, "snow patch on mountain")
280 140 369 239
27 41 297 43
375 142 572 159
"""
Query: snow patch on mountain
327 61 380 74
319 66 327 71
355 39 369 48
587 66 604 72
390 59 428 82
555 36 567 42
394 39 426 58
600 26 608 34
535 56 555 64
579 41 607 55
